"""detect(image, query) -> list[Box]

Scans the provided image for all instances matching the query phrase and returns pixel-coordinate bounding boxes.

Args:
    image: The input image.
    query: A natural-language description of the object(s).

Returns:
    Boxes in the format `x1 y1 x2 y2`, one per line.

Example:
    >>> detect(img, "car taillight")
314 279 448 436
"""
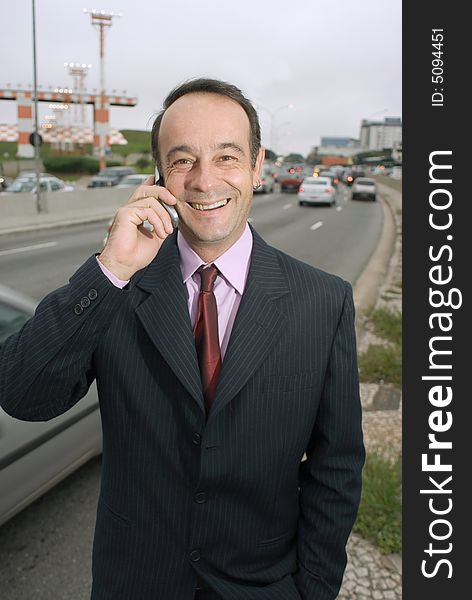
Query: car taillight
325 188 333 193
261 178 266 185
299 187 304 193
334 178 339 184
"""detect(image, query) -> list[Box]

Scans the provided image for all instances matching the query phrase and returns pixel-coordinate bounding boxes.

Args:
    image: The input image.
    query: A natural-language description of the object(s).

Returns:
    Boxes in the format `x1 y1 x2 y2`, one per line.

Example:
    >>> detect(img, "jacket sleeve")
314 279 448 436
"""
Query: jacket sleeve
0 255 128 421
293 281 365 600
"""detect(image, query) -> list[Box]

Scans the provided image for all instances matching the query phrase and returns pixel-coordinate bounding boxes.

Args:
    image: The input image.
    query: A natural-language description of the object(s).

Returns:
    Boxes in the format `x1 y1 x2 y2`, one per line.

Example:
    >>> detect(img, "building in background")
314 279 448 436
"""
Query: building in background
359 117 402 151
306 137 359 166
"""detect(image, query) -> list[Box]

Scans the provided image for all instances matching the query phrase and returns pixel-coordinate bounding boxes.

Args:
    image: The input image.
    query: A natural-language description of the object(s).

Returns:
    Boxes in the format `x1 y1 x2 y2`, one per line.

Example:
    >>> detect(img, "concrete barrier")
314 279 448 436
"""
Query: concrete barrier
0 187 133 235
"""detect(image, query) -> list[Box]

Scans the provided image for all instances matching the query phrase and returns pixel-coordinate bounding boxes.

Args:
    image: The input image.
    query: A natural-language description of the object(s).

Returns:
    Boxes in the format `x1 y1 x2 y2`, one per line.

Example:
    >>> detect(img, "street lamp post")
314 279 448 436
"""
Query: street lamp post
256 103 294 155
84 8 122 171
271 120 292 156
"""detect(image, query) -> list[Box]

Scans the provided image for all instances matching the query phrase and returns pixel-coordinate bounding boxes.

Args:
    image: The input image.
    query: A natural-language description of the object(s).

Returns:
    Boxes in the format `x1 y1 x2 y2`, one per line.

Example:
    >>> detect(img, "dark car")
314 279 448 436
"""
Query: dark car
343 170 365 186
87 166 137 188
280 166 304 192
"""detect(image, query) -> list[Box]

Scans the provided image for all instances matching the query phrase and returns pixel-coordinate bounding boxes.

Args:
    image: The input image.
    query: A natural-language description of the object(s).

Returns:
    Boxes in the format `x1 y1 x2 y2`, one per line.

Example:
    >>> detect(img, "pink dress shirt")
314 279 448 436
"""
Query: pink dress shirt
96 223 253 360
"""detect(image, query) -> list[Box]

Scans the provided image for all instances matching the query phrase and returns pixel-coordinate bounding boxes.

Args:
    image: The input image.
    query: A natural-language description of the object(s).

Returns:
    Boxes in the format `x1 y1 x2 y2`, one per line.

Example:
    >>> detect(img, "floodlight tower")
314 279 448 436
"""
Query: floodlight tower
64 62 92 125
83 8 122 170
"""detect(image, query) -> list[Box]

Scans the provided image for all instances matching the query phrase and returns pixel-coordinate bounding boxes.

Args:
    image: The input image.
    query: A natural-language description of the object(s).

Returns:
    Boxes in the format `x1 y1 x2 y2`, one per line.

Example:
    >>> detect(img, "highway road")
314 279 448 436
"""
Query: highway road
0 184 381 300
0 184 382 599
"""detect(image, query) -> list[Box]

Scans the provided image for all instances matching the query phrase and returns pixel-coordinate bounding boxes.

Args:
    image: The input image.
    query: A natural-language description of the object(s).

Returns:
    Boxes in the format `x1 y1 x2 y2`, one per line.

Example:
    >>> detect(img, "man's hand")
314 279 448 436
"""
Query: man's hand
98 176 178 280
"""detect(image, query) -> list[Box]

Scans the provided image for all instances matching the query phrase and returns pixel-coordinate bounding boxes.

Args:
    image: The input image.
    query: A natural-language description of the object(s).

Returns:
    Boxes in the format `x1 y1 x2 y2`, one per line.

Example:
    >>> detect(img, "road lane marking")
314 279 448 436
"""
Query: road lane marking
336 206 343 212
310 221 323 231
0 241 57 257
283 203 292 210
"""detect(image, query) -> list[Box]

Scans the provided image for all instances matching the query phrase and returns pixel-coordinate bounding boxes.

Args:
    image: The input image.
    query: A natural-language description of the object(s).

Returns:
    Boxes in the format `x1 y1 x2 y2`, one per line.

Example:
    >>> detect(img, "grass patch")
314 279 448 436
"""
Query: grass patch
354 451 402 554
371 308 402 346
0 141 17 158
111 129 151 156
0 131 150 161
358 344 402 385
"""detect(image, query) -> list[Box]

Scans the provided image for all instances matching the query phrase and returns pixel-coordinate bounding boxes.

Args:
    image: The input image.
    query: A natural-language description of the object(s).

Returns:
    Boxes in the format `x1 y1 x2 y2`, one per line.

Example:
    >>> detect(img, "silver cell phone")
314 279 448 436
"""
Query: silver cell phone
155 166 179 229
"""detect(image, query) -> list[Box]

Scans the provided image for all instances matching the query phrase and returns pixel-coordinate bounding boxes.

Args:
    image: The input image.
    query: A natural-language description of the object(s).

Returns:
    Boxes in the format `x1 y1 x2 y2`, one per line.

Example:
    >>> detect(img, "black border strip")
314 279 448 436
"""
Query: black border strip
403 1 467 597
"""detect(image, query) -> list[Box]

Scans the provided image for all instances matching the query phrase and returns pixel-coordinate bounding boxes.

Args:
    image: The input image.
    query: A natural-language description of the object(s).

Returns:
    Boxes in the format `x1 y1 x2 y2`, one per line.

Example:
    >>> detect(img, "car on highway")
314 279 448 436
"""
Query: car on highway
115 173 151 188
3 176 74 194
343 169 366 186
298 176 336 206
0 285 102 526
351 177 377 201
0 175 12 191
279 166 304 192
87 166 136 188
12 170 55 181
254 163 275 194
318 170 340 187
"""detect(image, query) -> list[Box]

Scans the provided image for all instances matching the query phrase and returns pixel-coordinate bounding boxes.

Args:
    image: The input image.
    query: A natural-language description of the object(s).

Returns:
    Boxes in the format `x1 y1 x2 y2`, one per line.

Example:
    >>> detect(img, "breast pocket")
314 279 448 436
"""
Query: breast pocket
263 372 318 394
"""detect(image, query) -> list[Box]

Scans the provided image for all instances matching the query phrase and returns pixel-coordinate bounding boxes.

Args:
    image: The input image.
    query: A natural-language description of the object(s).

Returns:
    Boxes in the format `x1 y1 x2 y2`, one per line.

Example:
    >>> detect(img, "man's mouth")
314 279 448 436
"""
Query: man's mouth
188 198 230 211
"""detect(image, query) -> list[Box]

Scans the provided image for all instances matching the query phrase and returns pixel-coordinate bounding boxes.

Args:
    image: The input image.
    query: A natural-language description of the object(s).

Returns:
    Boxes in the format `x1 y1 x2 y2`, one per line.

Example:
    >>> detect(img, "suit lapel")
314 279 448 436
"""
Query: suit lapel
208 228 290 424
134 232 205 411
132 227 290 421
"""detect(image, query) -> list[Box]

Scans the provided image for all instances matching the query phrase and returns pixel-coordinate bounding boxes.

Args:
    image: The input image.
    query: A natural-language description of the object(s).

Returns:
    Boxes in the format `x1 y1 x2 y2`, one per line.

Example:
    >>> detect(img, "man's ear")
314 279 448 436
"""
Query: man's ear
253 146 266 186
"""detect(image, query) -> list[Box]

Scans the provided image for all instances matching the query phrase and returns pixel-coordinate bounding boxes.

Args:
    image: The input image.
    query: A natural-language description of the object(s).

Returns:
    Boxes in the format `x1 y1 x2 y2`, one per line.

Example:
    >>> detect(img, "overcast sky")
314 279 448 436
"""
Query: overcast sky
0 0 401 156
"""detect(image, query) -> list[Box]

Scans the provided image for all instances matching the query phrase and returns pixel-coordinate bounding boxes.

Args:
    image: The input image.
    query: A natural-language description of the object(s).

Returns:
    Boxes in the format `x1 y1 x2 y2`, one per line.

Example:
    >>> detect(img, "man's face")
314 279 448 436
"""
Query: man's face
158 93 264 253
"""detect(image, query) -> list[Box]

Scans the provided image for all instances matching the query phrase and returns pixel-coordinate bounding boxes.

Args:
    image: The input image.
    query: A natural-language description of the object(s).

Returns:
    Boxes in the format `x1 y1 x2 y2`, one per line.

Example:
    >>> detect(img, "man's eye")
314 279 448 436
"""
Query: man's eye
219 155 236 162
174 158 193 166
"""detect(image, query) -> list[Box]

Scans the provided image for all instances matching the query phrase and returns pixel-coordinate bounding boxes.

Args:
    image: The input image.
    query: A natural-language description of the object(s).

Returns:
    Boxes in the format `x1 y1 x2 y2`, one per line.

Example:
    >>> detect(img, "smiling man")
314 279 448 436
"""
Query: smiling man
0 78 364 600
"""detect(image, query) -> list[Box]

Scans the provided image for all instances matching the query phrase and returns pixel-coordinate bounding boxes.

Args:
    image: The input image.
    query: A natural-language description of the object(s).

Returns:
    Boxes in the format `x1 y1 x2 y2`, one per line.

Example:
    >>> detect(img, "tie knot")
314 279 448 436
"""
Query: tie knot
198 264 218 292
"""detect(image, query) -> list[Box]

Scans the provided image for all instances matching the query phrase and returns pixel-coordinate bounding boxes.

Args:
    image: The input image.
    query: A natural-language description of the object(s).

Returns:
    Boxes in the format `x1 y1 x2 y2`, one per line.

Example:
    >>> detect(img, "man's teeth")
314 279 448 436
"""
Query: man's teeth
191 199 229 211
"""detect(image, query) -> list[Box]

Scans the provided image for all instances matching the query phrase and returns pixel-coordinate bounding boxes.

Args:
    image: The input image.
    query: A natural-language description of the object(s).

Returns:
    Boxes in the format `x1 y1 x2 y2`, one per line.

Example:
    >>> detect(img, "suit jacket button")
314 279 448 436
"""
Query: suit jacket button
195 492 206 504
74 304 84 315
88 289 98 300
190 549 201 562
192 432 201 445
80 296 91 308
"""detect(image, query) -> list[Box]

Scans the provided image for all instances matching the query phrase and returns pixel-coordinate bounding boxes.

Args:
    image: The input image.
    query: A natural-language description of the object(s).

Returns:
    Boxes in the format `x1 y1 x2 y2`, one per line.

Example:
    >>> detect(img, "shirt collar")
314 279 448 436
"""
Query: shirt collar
177 223 253 296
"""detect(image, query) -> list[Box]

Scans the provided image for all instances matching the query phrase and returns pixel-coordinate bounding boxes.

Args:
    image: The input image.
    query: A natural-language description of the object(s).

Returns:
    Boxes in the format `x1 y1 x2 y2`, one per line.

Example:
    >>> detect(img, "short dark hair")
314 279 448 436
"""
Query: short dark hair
151 78 261 174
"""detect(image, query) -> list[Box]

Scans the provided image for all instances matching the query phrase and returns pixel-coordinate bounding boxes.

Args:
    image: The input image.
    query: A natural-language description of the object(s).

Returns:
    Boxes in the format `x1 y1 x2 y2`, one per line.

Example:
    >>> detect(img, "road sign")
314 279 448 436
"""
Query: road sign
29 132 43 147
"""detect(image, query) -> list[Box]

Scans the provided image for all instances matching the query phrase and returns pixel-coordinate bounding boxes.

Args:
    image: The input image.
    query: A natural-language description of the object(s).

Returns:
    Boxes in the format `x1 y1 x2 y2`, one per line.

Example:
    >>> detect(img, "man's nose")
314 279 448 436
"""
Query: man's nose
185 160 218 193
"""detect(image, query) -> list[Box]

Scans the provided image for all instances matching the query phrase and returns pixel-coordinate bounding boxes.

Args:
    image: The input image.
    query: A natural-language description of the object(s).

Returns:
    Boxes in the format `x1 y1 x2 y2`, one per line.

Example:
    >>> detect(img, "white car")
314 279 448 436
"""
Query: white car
0 285 101 526
254 164 275 194
4 176 74 194
351 177 377 201
115 174 151 188
298 176 336 206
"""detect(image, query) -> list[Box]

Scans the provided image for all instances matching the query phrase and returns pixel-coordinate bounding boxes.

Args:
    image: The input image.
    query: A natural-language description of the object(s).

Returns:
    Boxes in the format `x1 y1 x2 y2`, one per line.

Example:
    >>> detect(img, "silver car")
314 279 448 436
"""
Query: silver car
351 177 377 201
4 176 74 194
298 176 336 207
115 174 151 188
0 285 101 526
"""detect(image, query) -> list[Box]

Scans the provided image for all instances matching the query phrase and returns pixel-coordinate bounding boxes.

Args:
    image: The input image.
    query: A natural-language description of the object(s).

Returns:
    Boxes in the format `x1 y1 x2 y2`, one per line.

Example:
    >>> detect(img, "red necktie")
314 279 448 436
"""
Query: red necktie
193 264 221 413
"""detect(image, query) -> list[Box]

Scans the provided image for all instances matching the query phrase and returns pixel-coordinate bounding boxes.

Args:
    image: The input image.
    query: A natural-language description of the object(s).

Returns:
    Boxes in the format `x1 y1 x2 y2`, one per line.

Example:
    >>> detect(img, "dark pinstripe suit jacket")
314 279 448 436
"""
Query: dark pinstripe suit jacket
0 225 365 600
